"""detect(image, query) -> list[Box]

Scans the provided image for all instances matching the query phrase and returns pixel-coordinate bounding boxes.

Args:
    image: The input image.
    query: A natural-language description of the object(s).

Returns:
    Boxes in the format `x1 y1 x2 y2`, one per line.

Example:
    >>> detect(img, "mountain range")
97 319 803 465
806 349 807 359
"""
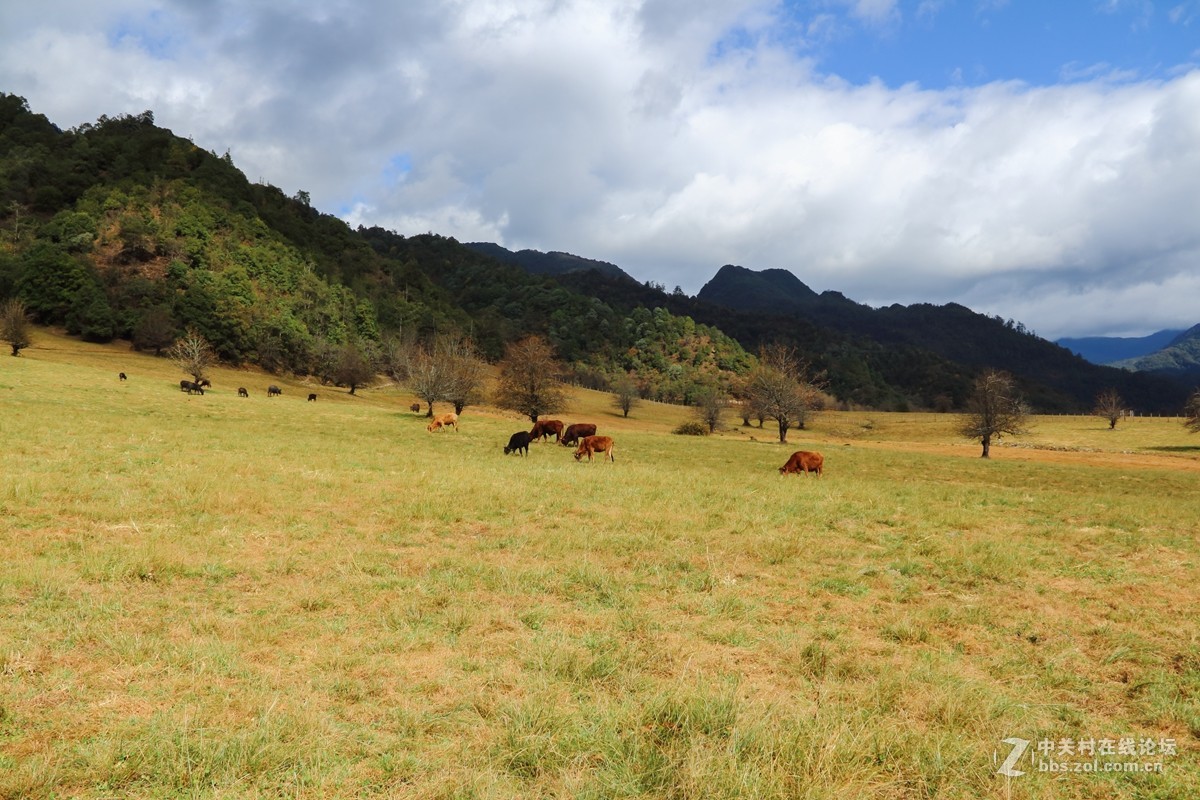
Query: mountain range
1 92 1194 414
1056 329 1186 365
477 249 1192 412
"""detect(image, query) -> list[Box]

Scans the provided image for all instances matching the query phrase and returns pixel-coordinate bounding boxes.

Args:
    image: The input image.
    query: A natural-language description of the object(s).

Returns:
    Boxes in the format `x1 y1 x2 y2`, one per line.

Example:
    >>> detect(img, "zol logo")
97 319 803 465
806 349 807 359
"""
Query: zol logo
996 737 1031 777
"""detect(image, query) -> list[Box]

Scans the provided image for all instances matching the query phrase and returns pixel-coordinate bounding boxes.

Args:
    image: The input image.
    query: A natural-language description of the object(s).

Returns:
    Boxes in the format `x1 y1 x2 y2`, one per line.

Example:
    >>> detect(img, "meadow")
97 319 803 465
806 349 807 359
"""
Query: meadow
2 329 1198 799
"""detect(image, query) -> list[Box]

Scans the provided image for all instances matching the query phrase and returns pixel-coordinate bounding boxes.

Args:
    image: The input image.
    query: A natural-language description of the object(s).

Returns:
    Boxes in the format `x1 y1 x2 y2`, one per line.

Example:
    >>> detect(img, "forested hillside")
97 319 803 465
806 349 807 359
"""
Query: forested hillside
1 93 1189 413
1110 325 1200 380
0 94 751 403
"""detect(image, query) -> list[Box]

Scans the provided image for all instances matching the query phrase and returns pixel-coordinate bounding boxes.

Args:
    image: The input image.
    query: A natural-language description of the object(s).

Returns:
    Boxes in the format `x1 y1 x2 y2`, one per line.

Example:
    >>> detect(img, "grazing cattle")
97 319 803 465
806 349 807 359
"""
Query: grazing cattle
410 403 421 413
504 430 532 456
778 450 823 477
560 423 597 447
574 435 615 462
180 380 204 395
198 378 212 388
267 385 282 397
238 387 249 398
308 393 317 402
529 419 564 443
118 372 127 381
427 412 459 432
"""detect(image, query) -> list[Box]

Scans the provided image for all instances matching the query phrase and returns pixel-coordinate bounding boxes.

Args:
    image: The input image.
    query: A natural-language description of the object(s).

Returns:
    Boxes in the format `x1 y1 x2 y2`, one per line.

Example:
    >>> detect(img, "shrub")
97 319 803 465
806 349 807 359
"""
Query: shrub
672 421 709 436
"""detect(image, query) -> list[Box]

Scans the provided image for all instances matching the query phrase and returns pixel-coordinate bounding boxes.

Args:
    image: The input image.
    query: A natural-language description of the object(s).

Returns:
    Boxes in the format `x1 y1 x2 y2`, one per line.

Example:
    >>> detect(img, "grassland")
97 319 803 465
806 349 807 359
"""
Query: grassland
2 329 1198 799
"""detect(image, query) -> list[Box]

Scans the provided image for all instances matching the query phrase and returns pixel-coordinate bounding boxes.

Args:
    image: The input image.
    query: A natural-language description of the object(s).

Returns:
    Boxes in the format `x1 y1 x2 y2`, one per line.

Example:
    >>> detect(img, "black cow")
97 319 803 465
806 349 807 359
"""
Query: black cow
118 372 127 381
504 430 532 456
267 385 282 397
238 387 249 397
307 393 317 402
180 380 204 395
198 378 212 388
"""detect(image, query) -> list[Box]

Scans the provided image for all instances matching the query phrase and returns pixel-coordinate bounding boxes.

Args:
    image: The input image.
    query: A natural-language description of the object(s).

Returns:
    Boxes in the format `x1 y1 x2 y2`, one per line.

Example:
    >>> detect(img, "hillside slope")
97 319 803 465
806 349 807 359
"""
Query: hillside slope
1110 325 1200 380
1057 329 1185 365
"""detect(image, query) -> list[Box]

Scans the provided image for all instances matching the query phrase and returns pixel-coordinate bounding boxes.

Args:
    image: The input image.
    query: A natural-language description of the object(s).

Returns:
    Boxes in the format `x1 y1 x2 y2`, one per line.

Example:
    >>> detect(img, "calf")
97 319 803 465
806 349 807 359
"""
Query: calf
778 450 823 477
573 435 615 462
504 430 532 456
427 412 459 432
529 419 564 443
560 423 597 447
238 387 249 398
119 372 127 381
308 393 318 402
267 385 282 397
410 403 421 413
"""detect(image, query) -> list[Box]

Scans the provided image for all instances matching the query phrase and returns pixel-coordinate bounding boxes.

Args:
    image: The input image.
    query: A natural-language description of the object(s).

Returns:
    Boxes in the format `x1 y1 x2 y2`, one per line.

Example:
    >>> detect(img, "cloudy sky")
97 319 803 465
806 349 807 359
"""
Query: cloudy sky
2 1 1198 338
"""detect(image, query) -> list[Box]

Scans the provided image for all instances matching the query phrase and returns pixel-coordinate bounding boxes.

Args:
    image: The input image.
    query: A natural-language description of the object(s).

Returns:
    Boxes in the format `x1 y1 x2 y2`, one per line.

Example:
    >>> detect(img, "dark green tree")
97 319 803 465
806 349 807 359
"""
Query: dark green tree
17 243 84 323
332 339 378 395
66 279 116 342
132 306 177 355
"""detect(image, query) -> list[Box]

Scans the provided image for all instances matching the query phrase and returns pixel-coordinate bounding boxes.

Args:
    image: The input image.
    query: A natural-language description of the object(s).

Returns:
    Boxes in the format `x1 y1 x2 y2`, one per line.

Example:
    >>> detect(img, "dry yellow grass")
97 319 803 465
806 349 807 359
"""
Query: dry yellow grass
1 328 1198 799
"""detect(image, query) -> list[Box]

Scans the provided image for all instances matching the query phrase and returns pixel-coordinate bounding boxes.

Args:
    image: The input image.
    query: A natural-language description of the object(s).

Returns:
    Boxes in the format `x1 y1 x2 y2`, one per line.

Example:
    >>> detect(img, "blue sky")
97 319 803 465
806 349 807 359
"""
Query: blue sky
796 1 1199 88
1 0 1198 338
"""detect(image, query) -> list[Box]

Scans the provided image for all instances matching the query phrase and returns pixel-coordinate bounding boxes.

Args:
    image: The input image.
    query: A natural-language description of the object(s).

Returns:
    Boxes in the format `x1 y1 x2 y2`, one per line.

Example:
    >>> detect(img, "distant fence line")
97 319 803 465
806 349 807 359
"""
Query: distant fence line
1041 411 1183 419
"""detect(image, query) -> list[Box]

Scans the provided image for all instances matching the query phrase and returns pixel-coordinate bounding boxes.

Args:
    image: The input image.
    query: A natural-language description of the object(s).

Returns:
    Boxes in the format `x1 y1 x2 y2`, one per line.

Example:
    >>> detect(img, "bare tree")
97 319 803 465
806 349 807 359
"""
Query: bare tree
959 369 1030 458
1094 388 1125 430
1 298 32 356
406 344 448 417
440 336 488 415
379 334 414 384
167 327 217 383
692 386 727 433
493 335 569 423
743 344 823 443
612 374 641 418
1185 389 1200 434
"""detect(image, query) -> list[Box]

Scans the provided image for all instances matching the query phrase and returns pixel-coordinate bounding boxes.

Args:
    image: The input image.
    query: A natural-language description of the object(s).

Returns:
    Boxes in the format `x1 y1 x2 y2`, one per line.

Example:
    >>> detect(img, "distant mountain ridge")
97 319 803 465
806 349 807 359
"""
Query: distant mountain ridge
544 258 1191 413
1109 325 1200 379
465 243 633 281
1056 329 1185 365
696 264 820 312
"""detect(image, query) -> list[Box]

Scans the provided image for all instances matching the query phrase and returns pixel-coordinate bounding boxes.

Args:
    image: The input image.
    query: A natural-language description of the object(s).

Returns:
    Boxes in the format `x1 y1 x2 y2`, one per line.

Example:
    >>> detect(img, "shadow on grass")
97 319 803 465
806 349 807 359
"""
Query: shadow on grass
1148 445 1200 453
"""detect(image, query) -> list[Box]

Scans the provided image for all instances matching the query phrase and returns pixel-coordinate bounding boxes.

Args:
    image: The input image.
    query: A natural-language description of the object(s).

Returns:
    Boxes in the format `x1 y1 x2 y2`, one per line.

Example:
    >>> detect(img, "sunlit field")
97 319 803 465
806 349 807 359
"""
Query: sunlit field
3 329 1198 799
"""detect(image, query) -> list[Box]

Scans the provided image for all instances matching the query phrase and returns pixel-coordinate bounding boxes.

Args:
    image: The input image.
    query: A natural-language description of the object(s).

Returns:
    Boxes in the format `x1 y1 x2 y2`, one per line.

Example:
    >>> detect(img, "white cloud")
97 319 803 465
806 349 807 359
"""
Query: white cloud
1 1 1198 338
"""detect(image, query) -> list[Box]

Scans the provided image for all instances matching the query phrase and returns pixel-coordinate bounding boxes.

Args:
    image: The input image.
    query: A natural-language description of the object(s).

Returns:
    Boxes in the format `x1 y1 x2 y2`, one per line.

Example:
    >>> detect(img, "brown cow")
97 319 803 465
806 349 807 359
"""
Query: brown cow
529 419 563 443
427 412 459 432
410 403 421 413
778 450 823 477
560 423 597 446
574 435 615 462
